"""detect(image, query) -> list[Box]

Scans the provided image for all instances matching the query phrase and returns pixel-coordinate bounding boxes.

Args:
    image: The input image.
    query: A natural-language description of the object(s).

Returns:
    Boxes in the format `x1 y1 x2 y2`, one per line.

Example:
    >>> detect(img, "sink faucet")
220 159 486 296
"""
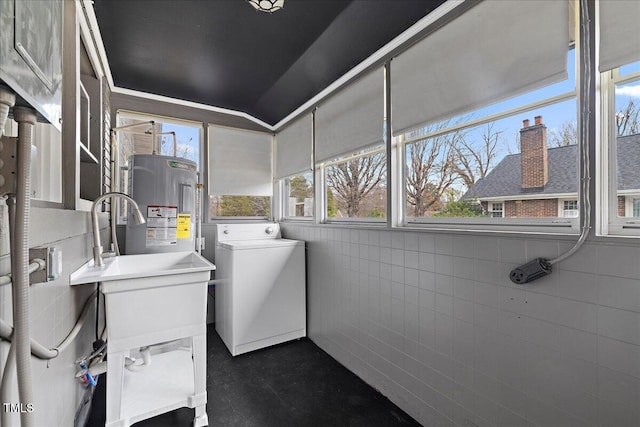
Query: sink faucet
91 192 146 267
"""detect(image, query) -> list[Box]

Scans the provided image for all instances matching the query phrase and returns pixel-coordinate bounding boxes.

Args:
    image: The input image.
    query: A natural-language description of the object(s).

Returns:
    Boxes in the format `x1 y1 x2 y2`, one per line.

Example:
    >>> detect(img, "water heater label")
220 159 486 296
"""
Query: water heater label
176 214 191 239
146 228 177 246
148 206 178 218
146 205 178 246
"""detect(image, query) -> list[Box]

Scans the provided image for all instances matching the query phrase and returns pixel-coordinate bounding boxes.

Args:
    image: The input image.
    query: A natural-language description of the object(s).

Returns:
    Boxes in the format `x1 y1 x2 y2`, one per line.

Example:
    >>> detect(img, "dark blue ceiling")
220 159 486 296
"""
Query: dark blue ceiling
94 0 446 125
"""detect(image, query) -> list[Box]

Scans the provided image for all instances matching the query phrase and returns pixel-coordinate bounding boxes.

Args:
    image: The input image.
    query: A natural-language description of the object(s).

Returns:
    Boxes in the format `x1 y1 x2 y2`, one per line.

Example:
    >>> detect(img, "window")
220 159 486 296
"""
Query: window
392 0 577 230
275 114 313 220
115 111 202 222
561 199 579 218
599 0 640 235
325 146 386 220
209 195 270 218
208 125 272 219
611 68 640 229
284 172 313 218
314 68 385 221
489 202 504 218
401 96 578 224
634 199 640 218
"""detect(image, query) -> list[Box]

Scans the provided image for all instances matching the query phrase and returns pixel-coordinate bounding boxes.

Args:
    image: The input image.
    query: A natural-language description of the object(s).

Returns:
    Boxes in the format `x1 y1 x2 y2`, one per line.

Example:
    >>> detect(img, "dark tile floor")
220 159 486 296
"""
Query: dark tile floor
87 325 421 426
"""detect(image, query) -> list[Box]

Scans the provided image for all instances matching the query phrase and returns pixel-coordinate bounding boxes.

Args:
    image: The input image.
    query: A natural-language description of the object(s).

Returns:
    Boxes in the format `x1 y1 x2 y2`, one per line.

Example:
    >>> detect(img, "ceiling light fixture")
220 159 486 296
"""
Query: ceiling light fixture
247 0 284 13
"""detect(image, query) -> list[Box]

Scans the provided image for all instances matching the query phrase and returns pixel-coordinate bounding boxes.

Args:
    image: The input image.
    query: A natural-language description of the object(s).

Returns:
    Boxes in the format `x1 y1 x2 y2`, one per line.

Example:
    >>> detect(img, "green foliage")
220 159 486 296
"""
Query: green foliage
220 196 270 217
434 199 484 217
367 207 386 218
289 175 312 201
326 189 338 218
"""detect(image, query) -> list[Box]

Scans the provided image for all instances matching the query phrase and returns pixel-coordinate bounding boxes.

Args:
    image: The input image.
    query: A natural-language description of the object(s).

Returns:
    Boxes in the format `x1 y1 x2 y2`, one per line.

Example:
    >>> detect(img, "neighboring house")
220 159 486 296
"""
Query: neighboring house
465 116 640 218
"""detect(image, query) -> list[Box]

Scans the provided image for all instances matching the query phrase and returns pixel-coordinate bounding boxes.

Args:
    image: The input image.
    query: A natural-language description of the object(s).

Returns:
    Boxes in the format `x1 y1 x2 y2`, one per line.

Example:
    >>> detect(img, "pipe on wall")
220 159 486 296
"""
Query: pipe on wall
0 87 16 135
11 106 37 427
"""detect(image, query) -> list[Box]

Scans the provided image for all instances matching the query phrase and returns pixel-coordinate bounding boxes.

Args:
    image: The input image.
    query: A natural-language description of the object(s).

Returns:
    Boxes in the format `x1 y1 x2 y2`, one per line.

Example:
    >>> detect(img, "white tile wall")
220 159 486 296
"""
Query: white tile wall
0 208 99 427
282 224 640 427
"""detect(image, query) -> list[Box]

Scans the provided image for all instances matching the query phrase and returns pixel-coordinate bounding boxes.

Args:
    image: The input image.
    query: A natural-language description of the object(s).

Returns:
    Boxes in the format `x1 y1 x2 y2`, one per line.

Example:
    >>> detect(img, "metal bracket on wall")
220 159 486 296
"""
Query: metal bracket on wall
29 246 62 284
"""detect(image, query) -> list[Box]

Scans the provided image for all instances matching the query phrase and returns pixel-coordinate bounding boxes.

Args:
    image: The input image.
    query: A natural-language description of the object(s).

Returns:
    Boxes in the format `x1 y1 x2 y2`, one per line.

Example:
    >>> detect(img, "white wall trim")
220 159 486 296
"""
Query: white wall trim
111 87 275 131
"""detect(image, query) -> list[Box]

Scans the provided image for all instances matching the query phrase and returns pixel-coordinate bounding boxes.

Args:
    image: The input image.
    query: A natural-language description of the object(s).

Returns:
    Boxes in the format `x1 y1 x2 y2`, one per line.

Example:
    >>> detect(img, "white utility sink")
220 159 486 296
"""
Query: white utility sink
70 251 214 287
69 251 215 427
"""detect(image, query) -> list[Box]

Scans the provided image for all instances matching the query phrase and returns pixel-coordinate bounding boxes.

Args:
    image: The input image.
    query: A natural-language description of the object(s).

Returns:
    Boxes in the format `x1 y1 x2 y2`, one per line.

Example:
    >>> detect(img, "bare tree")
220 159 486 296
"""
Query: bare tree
549 120 578 147
616 99 640 136
326 153 385 217
452 122 501 190
406 129 459 217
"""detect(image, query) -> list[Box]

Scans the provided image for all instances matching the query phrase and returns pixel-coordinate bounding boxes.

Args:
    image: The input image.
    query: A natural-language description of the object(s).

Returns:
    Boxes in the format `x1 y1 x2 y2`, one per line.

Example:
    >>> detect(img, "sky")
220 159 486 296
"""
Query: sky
160 122 200 167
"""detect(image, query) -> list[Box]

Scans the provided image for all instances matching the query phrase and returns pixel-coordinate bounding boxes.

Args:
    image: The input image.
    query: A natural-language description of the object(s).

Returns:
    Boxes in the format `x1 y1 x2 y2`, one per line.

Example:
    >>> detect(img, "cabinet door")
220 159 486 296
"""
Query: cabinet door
0 0 63 130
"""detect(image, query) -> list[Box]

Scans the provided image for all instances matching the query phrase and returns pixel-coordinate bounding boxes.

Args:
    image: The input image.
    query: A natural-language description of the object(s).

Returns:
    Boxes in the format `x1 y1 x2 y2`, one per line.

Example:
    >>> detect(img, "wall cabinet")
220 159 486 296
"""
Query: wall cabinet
0 0 63 130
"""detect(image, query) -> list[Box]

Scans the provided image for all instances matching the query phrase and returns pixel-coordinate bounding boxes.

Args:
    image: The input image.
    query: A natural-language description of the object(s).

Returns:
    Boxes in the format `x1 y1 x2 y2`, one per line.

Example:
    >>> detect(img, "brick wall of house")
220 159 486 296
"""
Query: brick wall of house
505 199 558 217
520 116 548 189
618 196 626 216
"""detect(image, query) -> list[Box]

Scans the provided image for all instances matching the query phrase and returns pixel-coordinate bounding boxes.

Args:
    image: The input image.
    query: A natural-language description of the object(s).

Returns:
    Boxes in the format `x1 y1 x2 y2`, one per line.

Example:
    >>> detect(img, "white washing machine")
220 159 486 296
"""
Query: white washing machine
214 223 306 356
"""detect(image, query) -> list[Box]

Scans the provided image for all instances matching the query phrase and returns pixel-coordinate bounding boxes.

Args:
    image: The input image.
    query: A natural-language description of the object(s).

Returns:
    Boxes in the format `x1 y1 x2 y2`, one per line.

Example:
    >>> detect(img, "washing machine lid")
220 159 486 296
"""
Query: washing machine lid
217 238 303 250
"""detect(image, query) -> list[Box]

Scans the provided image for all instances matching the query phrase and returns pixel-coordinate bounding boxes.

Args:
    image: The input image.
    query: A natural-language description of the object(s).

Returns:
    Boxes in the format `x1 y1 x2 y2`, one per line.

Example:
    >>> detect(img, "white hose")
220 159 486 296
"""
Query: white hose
1 181 17 427
125 346 152 372
0 87 15 135
1 342 17 427
0 260 46 287
0 290 97 359
11 106 37 427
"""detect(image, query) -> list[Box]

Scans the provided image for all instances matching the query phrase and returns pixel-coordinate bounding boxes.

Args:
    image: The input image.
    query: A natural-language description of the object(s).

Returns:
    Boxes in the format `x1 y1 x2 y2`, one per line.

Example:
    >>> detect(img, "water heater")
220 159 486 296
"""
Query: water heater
125 154 198 254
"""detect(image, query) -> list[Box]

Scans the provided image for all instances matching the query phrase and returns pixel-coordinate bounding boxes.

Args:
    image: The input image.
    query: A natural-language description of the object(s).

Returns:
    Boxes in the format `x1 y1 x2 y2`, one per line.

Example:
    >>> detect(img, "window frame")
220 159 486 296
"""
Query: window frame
321 144 387 224
280 171 314 221
559 199 579 218
114 110 204 224
489 202 504 218
398 88 580 233
599 64 640 236
633 198 640 218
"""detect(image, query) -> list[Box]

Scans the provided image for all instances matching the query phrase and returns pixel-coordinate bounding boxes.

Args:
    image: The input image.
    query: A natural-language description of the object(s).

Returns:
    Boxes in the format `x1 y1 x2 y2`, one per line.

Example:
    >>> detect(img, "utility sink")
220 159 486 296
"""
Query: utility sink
70 251 215 427
70 250 215 351
70 251 214 288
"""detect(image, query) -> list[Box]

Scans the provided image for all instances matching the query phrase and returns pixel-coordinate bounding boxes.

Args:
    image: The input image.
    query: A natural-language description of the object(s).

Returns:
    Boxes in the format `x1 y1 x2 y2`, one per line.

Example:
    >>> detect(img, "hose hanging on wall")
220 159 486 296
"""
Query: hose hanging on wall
510 0 592 284
10 106 38 427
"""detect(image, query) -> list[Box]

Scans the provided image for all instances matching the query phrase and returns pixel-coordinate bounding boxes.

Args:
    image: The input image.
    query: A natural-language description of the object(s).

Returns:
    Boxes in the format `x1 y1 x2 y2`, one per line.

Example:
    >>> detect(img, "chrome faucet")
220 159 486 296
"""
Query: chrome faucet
91 192 146 267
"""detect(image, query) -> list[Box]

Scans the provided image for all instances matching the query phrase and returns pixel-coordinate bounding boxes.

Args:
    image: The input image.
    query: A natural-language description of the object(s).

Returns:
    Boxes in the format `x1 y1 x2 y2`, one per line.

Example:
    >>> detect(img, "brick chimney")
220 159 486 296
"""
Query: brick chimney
520 115 548 189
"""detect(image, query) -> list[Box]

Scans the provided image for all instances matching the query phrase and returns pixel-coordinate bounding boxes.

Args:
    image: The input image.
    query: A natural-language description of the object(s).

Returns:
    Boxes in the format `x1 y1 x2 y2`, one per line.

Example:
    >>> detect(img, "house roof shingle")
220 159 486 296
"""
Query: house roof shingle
464 133 640 199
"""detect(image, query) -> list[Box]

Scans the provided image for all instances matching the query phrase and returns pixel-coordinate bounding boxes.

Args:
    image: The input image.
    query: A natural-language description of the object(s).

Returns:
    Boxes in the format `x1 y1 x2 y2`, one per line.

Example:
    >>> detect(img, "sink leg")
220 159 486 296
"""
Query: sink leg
193 412 209 427
192 333 208 426
106 351 126 426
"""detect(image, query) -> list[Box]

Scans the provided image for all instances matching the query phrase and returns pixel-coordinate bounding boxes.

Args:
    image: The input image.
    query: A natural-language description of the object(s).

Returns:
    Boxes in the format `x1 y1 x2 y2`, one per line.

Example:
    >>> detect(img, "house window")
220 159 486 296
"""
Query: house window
208 125 272 219
599 0 640 236
392 0 577 230
489 202 504 218
274 114 313 220
115 111 202 223
325 146 386 220
314 68 385 222
284 172 313 218
601 60 640 234
562 199 579 218
634 199 640 217
400 97 577 224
